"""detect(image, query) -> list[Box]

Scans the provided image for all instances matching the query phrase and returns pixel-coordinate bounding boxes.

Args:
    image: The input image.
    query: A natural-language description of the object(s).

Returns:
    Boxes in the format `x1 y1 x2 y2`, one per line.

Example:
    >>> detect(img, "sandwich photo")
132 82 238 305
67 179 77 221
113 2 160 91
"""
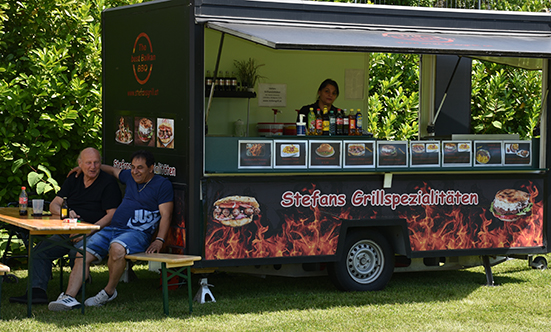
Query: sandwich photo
490 189 532 222
212 195 261 227
348 143 365 156
316 143 335 157
411 143 424 154
380 145 397 156
444 143 457 152
138 117 154 143
158 122 173 145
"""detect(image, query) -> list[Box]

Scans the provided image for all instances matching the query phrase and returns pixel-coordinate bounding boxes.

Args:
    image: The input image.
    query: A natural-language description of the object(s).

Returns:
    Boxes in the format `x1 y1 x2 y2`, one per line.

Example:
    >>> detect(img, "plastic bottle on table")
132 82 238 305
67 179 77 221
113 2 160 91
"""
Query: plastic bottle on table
19 186 28 216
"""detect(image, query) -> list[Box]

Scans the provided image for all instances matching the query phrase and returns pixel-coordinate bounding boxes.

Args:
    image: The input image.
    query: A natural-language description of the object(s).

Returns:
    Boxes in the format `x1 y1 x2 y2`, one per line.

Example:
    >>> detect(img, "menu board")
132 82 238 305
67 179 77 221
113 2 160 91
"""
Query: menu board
410 141 440 167
309 141 342 168
442 141 472 167
273 140 308 169
474 141 502 166
238 140 273 169
377 141 408 167
343 141 375 168
504 141 531 166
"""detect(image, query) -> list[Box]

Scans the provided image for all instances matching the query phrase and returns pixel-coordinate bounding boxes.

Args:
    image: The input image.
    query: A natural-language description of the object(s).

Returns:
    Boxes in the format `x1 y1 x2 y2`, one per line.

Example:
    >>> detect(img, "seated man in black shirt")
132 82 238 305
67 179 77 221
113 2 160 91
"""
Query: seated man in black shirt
9 147 122 304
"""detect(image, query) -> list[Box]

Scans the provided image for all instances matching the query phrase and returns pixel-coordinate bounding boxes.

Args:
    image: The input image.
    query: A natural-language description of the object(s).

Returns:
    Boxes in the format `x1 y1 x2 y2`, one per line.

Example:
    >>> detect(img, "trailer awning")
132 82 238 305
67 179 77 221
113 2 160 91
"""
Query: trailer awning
206 21 551 62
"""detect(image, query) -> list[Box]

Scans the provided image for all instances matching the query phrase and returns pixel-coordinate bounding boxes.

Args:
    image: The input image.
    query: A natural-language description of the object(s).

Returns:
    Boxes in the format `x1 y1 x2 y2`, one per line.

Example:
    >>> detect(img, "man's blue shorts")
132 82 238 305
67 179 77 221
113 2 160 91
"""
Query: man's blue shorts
82 226 151 261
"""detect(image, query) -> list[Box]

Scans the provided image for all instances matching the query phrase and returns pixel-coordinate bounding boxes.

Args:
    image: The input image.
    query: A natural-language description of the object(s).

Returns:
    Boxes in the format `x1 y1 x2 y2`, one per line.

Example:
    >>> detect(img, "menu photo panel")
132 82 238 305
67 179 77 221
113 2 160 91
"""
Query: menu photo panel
343 141 375 169
503 141 531 166
410 141 440 167
274 140 308 169
309 141 342 168
238 140 273 169
377 141 408 168
442 141 472 167
474 141 502 166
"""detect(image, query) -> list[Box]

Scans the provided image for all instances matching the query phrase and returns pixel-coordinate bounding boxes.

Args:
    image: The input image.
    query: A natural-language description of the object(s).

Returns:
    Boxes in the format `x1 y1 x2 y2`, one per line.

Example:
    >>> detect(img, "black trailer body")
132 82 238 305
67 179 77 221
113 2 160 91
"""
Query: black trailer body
102 0 551 291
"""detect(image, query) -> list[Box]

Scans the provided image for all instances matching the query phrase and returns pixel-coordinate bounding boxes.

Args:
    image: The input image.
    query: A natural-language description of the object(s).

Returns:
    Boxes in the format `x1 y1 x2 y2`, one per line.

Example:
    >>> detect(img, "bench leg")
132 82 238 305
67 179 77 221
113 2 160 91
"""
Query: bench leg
160 263 193 316
161 263 169 316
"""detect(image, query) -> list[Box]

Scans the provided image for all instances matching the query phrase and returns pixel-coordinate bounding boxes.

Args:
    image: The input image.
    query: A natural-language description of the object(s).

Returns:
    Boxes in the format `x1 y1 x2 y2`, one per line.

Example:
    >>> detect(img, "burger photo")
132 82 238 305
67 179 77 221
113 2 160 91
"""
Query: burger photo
212 195 261 227
490 189 532 222
138 117 154 143
316 143 335 157
380 145 397 156
444 143 457 153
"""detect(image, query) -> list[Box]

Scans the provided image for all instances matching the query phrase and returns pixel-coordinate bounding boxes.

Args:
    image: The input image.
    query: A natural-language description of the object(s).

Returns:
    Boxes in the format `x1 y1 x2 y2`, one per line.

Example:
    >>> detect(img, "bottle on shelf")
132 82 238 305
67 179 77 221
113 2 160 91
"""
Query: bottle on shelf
343 109 349 135
214 72 220 92
307 107 316 135
19 186 28 216
322 107 330 136
225 71 232 92
349 109 356 136
329 108 336 136
315 108 323 135
231 71 238 92
218 71 225 91
336 109 343 135
60 196 69 219
356 108 363 136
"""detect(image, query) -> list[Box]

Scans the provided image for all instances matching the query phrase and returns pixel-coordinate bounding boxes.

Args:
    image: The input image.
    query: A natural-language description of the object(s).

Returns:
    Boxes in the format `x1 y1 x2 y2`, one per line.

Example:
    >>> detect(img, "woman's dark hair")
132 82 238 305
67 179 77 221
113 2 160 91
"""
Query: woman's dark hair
131 150 155 167
317 78 339 98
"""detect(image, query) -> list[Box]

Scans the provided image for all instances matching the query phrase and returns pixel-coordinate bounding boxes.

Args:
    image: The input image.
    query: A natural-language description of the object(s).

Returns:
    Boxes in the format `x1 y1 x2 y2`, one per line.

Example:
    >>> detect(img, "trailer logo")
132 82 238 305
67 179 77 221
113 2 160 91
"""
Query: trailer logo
131 33 156 85
382 32 454 43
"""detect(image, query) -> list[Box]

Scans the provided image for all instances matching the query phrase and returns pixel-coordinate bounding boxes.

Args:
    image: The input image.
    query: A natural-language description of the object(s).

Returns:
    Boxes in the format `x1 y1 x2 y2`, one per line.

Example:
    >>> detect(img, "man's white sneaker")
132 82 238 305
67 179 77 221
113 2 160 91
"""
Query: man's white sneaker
48 293 81 311
84 289 117 307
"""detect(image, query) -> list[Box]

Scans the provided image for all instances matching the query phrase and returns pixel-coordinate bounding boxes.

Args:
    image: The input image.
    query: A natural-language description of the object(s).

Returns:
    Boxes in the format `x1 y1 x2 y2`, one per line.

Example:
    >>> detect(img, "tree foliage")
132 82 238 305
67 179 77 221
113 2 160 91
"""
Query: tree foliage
0 0 144 205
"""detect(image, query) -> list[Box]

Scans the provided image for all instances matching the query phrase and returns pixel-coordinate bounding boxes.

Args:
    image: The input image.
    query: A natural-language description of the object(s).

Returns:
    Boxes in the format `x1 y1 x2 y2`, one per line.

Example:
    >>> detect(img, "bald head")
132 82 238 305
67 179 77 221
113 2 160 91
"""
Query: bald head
78 148 101 181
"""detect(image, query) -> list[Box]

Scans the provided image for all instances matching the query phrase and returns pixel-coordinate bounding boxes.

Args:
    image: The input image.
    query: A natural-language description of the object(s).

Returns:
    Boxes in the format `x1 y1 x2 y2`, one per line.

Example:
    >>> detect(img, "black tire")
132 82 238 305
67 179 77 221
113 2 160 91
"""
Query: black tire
531 256 547 270
328 230 394 291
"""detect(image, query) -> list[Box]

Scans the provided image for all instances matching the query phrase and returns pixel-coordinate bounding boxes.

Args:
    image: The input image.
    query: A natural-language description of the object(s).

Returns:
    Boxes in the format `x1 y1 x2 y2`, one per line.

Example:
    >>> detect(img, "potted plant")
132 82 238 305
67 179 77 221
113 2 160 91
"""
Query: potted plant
233 58 267 92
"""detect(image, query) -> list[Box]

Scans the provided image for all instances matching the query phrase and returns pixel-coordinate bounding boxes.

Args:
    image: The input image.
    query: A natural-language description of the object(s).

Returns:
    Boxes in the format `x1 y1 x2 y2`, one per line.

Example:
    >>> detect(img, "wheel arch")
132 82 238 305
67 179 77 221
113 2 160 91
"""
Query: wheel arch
335 218 412 260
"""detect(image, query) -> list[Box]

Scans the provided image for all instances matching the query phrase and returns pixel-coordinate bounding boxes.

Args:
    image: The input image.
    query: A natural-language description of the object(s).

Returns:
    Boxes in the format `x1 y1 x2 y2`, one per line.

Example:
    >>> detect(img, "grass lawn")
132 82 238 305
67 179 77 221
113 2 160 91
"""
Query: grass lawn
1 255 551 331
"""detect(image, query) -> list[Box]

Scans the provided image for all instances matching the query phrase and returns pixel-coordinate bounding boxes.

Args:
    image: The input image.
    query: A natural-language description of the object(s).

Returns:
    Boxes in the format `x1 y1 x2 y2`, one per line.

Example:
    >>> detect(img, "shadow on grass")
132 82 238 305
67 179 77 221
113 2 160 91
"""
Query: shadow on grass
0 260 527 325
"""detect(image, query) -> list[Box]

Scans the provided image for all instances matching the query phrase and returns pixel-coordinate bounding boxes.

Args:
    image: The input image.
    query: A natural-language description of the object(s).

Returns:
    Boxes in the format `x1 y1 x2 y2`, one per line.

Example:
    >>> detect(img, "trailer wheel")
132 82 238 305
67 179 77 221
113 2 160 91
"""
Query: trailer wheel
531 256 547 270
328 230 394 291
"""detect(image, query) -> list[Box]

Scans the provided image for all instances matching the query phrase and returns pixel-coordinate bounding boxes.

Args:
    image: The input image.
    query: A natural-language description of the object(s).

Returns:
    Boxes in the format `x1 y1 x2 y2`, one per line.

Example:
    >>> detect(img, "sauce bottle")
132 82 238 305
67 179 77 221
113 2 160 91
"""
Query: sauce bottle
343 109 349 136
348 109 356 136
315 108 323 135
356 108 363 136
307 107 316 135
336 109 343 135
329 109 336 136
322 107 330 136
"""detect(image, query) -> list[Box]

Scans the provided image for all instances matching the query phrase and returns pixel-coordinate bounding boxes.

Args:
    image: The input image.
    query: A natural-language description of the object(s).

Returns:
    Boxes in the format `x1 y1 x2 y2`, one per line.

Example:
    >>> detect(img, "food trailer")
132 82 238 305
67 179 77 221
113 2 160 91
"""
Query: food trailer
102 0 551 291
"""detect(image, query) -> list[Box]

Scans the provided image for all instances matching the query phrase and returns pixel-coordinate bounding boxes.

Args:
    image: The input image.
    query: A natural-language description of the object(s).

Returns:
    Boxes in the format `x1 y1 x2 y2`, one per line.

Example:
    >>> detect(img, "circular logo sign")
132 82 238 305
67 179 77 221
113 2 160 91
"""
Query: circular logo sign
132 33 156 85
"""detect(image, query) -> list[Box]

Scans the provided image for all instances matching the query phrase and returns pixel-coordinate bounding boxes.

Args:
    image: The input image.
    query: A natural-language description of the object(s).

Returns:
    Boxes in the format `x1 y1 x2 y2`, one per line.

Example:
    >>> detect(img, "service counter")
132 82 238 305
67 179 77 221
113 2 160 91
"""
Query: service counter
205 136 542 175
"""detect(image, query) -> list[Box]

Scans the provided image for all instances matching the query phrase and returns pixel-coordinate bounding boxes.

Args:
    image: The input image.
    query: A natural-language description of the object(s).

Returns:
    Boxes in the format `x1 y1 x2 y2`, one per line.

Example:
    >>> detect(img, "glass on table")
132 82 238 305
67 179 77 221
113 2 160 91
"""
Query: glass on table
32 199 44 216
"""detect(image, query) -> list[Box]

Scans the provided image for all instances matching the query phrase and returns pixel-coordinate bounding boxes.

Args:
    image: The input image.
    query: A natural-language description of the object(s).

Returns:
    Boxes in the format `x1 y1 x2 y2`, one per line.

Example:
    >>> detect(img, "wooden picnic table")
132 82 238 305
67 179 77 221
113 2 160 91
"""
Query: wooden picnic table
0 207 100 317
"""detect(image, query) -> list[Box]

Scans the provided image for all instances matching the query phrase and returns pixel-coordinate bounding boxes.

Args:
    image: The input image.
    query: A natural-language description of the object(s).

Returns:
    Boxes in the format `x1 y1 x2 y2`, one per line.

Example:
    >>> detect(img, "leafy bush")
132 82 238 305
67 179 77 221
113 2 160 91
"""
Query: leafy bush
367 53 420 140
0 0 145 205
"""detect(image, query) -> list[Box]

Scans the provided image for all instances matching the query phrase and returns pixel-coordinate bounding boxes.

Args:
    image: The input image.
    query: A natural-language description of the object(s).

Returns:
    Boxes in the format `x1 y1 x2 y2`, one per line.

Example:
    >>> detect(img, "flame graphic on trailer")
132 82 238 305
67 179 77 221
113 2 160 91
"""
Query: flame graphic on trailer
204 176 544 261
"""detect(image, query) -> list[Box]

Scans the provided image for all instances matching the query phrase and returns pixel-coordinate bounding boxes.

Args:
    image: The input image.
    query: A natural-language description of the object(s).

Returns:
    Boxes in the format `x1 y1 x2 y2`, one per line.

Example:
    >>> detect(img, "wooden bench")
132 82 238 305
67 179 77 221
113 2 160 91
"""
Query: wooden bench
124 253 201 315
0 263 10 319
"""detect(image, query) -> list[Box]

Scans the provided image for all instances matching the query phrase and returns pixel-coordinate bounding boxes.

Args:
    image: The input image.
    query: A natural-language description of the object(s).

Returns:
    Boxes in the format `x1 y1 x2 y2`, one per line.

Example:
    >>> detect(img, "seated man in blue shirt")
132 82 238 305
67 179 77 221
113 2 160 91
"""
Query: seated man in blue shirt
48 150 173 311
